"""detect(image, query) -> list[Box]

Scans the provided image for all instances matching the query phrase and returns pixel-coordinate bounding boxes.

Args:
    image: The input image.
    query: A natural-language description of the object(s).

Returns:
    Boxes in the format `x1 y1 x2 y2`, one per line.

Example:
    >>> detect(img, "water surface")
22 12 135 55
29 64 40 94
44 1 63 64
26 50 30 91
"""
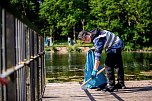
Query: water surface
45 52 152 83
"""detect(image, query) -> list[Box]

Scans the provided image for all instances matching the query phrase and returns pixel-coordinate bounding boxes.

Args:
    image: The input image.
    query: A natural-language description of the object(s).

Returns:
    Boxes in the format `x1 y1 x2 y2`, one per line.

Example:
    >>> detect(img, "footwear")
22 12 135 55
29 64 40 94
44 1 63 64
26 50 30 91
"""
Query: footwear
115 82 126 89
102 85 115 92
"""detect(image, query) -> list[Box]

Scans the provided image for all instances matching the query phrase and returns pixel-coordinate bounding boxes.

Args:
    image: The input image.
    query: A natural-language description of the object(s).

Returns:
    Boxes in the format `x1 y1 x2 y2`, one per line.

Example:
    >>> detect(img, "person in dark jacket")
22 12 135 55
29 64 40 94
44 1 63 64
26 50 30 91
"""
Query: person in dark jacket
78 28 126 92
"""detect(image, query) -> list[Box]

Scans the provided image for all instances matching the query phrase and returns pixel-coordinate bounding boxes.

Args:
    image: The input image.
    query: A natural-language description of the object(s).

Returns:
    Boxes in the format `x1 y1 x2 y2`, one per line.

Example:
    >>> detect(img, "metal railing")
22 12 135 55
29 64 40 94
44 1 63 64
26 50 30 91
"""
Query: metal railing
0 2 45 101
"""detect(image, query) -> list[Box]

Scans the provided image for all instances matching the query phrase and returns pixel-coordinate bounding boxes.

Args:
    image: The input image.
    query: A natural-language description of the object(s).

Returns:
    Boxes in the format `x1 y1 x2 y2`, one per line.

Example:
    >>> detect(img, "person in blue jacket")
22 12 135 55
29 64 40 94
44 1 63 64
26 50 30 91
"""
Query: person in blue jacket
78 28 126 92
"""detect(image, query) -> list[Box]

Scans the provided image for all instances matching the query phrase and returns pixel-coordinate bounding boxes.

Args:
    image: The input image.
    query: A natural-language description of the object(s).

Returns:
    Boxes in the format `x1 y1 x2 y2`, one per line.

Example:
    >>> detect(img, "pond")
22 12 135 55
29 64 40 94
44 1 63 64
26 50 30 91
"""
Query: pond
45 51 152 83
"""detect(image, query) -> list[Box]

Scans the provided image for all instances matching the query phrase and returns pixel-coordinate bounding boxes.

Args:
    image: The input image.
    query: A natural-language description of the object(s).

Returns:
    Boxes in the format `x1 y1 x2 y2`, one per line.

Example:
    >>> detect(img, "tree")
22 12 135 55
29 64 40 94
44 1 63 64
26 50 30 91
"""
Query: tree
88 0 152 49
9 0 152 48
10 0 42 29
39 0 88 40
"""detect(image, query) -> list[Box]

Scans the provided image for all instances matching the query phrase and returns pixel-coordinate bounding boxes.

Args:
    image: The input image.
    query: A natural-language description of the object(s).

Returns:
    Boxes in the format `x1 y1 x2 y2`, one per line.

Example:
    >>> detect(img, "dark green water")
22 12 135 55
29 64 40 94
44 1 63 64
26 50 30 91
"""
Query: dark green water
45 52 152 83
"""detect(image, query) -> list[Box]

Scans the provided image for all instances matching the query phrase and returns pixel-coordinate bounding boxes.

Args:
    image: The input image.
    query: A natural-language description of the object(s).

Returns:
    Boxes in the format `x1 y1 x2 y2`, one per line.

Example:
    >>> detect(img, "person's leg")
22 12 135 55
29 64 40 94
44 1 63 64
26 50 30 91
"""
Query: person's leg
104 53 116 92
115 52 126 89
105 65 115 86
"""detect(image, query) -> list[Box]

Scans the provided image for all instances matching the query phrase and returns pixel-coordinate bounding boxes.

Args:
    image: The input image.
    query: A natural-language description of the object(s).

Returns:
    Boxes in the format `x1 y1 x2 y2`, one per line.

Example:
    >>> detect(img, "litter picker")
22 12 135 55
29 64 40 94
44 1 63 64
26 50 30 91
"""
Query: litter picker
81 67 105 89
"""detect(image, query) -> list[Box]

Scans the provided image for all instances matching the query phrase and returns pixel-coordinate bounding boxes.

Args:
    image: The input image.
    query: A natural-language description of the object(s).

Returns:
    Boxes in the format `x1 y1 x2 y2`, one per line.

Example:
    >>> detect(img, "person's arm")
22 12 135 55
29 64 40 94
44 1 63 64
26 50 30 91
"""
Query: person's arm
91 37 106 79
93 37 106 70
93 60 100 71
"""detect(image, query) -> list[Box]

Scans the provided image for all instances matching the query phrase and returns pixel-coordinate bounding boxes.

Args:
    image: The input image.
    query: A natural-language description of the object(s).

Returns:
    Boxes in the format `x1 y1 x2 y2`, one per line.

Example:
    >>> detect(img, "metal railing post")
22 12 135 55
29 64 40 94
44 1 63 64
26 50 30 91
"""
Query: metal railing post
0 6 2 101
0 2 46 101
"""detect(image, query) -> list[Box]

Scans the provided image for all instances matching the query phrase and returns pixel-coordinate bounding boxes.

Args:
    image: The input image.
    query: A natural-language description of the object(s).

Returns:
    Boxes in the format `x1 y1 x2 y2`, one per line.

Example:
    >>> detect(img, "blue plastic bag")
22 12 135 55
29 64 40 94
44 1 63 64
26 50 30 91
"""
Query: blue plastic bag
84 50 107 89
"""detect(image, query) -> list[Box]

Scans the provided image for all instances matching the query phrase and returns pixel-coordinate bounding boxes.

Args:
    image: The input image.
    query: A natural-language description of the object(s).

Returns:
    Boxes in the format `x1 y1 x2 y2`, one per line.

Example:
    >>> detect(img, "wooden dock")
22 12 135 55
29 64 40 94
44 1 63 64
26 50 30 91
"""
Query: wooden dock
42 80 152 101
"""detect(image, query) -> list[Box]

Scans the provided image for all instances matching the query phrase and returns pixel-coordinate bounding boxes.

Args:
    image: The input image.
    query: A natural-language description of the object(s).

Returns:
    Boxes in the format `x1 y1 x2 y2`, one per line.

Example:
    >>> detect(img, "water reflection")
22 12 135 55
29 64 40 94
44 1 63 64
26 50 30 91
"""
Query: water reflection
45 52 152 83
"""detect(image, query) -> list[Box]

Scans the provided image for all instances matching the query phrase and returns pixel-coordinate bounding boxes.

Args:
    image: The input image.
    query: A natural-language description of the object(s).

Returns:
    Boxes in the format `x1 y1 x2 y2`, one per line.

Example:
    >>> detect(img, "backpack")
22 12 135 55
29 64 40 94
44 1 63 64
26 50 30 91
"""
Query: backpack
83 50 107 89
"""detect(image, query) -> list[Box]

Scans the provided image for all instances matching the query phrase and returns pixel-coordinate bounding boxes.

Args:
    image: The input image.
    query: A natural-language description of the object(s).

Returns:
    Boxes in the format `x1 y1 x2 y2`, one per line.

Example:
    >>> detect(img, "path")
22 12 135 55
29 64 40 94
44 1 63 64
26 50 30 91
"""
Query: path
42 80 152 101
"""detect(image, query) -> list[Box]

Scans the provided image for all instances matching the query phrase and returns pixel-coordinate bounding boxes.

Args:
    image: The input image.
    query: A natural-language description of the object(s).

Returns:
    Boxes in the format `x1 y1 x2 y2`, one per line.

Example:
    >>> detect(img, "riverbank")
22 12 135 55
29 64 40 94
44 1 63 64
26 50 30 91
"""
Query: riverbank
47 46 91 54
45 46 152 54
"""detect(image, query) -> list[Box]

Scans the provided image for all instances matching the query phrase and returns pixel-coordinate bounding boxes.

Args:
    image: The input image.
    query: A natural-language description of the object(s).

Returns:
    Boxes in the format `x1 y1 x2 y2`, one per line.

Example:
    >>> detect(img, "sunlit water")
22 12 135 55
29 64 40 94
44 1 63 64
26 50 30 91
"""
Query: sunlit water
45 51 152 83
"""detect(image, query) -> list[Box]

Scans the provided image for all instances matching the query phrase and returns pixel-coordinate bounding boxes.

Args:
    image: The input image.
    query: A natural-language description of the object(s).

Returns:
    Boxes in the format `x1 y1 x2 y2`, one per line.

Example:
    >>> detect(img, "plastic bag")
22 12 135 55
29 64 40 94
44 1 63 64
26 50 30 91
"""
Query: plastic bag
84 50 107 89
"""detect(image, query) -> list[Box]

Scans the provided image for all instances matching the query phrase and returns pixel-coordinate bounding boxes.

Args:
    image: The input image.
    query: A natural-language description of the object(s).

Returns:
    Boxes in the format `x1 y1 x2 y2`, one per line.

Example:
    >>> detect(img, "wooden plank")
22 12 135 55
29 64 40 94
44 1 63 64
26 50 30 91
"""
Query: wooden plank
42 80 152 101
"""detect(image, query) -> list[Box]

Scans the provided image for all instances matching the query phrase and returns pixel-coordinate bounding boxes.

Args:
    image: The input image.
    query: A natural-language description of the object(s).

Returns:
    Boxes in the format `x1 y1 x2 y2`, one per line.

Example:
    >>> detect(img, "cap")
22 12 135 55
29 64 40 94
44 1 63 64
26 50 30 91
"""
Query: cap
78 30 88 40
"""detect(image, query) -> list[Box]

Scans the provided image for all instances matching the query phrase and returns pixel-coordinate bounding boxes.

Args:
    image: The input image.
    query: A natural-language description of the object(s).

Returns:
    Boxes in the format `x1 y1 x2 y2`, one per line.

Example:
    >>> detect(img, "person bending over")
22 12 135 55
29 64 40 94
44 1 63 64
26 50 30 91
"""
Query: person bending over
78 28 126 92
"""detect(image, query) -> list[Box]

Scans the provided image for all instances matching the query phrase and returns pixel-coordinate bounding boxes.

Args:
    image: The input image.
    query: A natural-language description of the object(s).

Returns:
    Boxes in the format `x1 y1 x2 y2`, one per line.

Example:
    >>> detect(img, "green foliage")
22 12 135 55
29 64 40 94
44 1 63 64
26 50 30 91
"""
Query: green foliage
88 0 152 49
9 0 152 50
67 45 82 53
39 0 87 38
10 0 41 28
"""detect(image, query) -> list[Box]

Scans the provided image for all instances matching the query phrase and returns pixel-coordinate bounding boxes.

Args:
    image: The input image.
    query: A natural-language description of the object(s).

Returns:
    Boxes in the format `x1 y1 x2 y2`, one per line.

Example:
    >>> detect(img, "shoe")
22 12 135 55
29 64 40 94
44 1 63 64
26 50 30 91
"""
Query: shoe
102 85 115 92
115 82 126 89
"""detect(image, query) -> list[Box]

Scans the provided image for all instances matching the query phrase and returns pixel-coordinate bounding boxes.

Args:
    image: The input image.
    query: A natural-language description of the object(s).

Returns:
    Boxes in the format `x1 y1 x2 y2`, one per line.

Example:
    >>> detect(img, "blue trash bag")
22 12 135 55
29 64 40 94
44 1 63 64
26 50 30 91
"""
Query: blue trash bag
84 49 107 89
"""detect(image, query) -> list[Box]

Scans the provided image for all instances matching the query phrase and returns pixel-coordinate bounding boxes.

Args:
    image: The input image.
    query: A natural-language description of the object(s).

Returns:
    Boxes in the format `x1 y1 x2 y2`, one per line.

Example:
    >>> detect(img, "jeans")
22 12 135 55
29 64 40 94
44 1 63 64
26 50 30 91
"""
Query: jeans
104 49 124 86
